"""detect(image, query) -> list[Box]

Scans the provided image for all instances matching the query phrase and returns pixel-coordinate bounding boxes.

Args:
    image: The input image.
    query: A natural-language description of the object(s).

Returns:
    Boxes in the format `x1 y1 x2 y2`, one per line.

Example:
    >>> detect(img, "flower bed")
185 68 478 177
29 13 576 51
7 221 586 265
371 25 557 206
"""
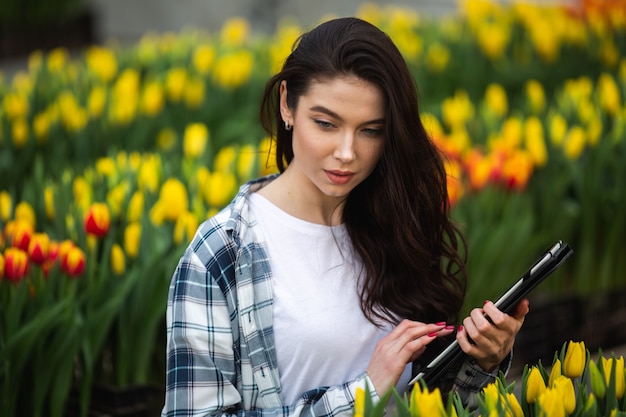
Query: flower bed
357 341 626 417
1 0 625 415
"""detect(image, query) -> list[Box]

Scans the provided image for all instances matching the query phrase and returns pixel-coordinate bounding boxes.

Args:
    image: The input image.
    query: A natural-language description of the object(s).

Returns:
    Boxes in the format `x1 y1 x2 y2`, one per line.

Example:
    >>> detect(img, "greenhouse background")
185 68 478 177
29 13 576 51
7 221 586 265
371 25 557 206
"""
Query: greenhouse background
1 0 625 416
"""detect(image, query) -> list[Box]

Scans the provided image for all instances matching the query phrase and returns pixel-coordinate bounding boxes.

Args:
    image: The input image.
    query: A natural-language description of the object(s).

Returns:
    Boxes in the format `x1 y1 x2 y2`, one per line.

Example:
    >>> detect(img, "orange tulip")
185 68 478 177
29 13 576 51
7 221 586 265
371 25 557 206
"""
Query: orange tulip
84 202 111 237
3 247 29 282
28 233 50 264
61 245 86 277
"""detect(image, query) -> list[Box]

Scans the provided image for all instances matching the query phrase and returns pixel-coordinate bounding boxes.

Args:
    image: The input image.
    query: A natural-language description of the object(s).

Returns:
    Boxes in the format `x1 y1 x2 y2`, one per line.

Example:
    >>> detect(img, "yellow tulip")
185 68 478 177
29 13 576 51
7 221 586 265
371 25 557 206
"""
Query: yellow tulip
184 77 205 109
127 191 144 223
12 118 29 148
602 356 625 400
204 171 237 208
212 51 254 89
33 112 51 143
3 92 29 120
192 44 216 75
485 83 508 118
166 67 187 102
548 359 562 388
44 186 55 220
563 341 586 378
526 366 547 404
353 387 365 417
412 386 447 417
425 42 450 73
86 45 118 83
563 126 586 160
15 201 36 228
506 392 524 417
183 123 209 159
141 81 165 116
584 393 598 415
214 146 236 173
549 113 568 146
110 243 125 276
524 116 547 167
159 178 189 221
482 382 500 410
0 191 12 221
537 388 565 417
237 145 258 181
598 73 621 116
553 375 576 414
124 222 141 259
88 85 107 118
173 211 198 245
526 79 546 114
220 17 250 47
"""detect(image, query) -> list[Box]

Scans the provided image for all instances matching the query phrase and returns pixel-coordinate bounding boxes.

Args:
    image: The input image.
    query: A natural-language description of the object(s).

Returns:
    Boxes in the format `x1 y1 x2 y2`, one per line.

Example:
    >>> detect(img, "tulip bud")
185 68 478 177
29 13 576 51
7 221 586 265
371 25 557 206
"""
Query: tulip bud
583 393 598 415
15 201 36 228
548 358 562 388
4 247 29 282
602 356 625 400
537 388 565 417
506 392 524 417
587 359 606 400
482 382 500 411
61 245 86 277
0 190 12 221
124 222 141 259
28 233 50 264
44 186 55 220
353 387 365 417
110 243 125 276
0 252 5 278
563 341 586 378
84 202 111 237
553 375 576 414
525 366 547 404
412 386 447 417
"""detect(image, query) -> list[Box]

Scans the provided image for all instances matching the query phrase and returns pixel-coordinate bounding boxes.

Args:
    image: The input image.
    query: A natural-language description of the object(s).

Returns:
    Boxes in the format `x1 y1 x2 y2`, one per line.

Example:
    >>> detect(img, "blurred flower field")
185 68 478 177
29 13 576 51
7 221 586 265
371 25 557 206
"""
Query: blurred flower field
0 0 625 415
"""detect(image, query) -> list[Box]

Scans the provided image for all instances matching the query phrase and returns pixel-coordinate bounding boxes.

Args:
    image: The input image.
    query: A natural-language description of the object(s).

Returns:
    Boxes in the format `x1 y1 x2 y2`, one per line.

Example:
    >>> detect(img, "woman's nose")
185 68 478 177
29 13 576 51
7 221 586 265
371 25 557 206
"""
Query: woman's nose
333 132 356 162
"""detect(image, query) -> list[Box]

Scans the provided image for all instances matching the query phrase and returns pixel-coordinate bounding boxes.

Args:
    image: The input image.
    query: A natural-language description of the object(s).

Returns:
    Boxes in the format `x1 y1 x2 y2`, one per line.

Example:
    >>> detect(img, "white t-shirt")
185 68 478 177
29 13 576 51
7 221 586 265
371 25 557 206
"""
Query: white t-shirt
248 193 411 405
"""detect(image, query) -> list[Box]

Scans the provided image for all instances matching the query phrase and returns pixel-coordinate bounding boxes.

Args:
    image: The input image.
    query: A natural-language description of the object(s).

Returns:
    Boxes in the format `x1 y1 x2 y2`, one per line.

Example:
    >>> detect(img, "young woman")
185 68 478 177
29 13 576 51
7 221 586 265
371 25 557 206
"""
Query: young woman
162 17 529 417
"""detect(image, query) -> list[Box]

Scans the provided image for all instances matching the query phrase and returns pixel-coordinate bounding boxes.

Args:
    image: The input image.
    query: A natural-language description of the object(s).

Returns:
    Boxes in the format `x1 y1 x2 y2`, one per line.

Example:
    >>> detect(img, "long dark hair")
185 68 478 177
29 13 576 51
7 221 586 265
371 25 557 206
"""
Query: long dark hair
260 17 467 326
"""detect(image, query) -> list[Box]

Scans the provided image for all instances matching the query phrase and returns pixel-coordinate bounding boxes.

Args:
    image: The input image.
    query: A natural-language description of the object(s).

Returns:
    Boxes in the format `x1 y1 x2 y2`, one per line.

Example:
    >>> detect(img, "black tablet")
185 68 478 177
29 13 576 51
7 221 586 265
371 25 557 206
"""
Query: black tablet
409 240 574 387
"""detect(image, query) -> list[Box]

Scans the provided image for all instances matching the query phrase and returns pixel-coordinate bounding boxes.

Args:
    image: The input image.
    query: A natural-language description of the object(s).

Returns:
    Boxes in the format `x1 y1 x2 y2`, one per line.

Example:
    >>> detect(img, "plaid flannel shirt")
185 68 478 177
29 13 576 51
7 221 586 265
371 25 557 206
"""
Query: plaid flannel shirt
161 175 508 417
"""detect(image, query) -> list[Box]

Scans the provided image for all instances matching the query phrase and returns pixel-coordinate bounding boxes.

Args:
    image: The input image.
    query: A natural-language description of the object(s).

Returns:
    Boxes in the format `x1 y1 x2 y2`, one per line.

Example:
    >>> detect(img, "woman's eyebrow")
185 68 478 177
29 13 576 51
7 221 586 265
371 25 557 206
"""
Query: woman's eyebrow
309 105 384 125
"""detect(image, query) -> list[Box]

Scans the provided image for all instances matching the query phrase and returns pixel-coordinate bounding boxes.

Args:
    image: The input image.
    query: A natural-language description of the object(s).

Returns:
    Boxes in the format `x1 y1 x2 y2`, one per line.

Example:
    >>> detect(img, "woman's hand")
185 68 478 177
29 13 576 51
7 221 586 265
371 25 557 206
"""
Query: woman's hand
456 299 530 372
366 319 454 395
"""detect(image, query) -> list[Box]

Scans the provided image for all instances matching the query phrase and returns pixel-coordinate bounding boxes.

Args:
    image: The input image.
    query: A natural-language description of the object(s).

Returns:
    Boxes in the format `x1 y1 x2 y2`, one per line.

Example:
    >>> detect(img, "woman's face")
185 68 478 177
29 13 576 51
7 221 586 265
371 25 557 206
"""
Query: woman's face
279 75 385 202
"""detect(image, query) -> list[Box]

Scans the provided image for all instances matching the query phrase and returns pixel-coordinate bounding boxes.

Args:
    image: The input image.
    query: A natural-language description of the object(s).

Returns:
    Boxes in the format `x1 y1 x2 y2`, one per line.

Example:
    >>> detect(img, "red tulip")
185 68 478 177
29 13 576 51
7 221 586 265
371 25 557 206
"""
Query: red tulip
3 247 29 282
10 219 34 251
61 245 86 277
84 202 111 237
42 241 60 277
28 233 50 264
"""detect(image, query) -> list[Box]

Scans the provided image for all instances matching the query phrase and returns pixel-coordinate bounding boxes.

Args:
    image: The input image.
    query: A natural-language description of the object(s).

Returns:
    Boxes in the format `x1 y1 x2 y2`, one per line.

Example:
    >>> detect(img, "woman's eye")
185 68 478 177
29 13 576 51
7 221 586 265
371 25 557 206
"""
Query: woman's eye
363 128 382 137
314 120 334 129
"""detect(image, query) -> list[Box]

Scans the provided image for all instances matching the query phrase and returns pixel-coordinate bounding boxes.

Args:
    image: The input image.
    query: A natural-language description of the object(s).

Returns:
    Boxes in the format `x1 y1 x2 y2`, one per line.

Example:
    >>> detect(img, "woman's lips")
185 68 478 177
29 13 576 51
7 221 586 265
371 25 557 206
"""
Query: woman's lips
325 170 355 185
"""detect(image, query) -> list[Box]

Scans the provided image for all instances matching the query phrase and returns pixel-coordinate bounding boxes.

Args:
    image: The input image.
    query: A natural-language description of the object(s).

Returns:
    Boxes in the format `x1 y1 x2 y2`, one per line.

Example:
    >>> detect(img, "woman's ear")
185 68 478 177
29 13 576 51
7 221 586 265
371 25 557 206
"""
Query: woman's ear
279 80 293 126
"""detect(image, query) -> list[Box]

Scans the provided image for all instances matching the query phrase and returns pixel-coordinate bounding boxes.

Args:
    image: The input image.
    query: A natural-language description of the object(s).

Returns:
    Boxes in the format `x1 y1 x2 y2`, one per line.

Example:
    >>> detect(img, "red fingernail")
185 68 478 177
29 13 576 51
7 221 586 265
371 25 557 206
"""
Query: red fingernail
435 321 446 326
484 300 490 305
428 332 438 337
445 325 455 330
457 325 464 332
